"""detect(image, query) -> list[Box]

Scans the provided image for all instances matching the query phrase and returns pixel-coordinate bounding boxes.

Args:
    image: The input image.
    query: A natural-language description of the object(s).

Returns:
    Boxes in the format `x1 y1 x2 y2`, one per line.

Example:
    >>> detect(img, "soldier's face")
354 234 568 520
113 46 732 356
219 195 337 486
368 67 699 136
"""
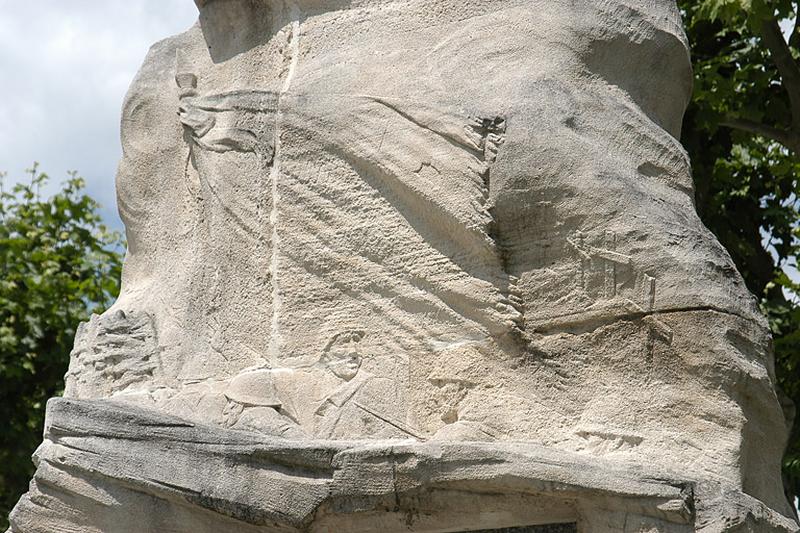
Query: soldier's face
328 351 361 381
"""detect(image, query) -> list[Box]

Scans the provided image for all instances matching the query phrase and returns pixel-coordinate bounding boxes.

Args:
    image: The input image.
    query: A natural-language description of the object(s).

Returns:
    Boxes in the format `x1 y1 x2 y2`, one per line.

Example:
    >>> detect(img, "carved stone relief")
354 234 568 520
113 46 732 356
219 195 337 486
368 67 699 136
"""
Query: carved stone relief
38 0 795 528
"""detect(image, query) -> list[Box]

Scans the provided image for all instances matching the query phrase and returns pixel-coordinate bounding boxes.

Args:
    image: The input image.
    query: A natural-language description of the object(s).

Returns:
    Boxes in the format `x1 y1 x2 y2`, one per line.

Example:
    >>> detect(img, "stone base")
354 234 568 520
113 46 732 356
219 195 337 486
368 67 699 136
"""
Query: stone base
6 399 797 533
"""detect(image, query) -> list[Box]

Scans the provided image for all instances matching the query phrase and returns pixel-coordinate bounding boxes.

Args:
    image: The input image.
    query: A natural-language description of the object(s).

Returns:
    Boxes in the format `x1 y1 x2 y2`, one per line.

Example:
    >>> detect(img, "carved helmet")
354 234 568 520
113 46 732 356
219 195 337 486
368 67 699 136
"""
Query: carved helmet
224 369 281 408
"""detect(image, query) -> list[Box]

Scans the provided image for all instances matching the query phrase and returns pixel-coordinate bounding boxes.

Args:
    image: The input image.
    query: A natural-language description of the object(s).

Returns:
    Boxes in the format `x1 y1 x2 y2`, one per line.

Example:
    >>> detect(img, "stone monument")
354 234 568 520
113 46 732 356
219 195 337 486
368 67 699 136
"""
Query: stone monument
7 0 800 531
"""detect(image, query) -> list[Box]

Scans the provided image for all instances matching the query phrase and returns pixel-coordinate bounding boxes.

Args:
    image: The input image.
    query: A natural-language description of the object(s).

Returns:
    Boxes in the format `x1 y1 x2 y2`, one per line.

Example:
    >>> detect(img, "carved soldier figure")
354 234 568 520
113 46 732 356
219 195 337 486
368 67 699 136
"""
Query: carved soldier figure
313 331 418 439
222 368 307 438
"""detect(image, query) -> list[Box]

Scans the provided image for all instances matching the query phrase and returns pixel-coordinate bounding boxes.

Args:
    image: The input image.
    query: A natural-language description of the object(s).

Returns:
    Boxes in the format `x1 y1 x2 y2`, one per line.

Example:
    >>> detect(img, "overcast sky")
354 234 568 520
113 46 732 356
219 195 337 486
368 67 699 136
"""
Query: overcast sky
0 1 198 231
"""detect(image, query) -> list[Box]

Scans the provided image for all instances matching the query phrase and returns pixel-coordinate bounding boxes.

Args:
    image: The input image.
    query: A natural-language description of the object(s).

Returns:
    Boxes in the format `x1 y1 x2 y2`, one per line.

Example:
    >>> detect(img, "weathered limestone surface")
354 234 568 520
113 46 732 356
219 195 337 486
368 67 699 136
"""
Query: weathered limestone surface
7 0 799 531
8 399 798 532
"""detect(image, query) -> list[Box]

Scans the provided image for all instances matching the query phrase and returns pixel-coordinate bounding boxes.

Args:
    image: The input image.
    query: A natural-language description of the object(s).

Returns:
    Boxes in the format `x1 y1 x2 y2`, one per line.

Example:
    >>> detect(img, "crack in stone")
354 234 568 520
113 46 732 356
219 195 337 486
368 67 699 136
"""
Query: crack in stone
532 305 755 337
267 3 302 366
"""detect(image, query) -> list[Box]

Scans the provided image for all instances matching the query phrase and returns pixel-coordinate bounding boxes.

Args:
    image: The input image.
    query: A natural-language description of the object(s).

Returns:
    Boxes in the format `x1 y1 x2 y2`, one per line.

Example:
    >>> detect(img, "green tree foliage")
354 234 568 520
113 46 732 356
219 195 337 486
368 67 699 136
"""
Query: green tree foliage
0 165 123 528
679 0 800 505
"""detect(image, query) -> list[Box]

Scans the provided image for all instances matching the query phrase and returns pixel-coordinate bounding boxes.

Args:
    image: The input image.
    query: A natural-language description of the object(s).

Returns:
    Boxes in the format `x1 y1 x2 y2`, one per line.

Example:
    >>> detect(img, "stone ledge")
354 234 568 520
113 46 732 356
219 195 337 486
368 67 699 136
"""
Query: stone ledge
6 398 797 533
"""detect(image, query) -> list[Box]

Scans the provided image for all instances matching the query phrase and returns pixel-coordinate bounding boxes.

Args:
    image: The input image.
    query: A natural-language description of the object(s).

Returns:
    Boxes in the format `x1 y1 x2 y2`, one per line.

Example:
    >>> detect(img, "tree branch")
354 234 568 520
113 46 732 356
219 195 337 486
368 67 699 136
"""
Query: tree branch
720 117 800 152
789 1 800 48
791 2 800 49
759 17 800 131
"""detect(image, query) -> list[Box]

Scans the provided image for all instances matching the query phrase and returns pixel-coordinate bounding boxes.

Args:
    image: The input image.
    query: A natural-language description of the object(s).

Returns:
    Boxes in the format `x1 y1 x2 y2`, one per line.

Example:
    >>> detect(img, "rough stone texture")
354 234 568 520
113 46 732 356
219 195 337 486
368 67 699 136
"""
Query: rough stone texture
469 527 577 533
8 399 799 532
7 0 799 531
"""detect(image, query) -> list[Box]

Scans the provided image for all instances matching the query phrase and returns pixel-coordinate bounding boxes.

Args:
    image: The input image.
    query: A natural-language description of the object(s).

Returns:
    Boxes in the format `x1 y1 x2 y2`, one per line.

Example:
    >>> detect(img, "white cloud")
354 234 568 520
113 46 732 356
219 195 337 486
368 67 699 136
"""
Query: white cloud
0 0 198 230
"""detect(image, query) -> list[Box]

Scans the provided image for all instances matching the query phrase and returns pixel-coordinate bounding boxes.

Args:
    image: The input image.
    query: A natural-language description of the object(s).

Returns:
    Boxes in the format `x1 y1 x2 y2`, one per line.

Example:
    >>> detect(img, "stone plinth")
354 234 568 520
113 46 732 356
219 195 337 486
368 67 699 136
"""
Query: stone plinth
7 399 796 533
